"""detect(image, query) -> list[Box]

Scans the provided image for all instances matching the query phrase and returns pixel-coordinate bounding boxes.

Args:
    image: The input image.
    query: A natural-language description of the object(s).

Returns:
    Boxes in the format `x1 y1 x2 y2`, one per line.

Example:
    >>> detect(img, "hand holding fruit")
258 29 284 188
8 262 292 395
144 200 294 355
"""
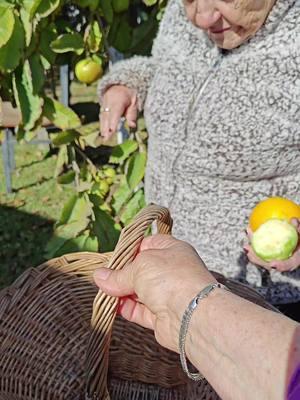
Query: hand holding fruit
244 197 300 272
100 85 138 140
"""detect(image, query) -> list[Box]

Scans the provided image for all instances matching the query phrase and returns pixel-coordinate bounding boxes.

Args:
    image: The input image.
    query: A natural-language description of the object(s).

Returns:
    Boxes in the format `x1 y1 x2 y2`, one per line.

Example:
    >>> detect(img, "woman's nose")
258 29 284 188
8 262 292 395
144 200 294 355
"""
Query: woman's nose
193 1 221 30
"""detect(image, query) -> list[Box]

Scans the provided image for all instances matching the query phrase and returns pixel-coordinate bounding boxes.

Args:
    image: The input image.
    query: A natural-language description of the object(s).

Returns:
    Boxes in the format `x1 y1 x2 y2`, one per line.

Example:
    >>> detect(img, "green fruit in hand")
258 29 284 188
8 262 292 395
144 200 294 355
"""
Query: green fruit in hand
75 58 103 84
112 0 129 13
251 219 298 262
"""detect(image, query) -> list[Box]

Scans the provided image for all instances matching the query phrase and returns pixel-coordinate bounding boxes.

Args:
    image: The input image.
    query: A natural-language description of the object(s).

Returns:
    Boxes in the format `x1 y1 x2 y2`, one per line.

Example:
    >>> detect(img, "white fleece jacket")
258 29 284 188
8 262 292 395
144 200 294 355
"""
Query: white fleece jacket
99 0 300 304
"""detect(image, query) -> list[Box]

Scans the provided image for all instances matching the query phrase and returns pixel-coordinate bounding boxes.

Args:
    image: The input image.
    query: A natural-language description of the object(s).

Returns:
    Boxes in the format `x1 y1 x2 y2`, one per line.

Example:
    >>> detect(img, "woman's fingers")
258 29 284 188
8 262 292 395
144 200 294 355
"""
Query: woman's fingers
246 226 253 240
124 94 137 128
100 85 137 139
269 248 300 272
244 244 272 270
94 265 155 329
94 265 135 297
118 296 155 330
100 101 125 139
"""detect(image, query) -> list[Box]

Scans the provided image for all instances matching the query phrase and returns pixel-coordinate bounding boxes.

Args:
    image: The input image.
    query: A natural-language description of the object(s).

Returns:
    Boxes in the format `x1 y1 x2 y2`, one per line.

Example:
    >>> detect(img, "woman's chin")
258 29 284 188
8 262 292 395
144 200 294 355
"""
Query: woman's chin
209 30 246 50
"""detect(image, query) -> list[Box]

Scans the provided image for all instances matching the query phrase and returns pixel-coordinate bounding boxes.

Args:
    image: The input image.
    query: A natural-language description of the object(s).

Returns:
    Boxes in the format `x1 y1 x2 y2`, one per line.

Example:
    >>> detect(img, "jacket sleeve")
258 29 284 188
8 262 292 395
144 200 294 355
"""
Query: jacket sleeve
97 0 182 110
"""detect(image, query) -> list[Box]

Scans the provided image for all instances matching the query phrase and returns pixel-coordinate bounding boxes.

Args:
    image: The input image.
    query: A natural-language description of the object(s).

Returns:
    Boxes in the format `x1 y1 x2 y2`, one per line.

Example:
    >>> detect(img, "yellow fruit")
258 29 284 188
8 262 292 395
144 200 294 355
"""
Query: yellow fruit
75 58 103 84
249 197 300 232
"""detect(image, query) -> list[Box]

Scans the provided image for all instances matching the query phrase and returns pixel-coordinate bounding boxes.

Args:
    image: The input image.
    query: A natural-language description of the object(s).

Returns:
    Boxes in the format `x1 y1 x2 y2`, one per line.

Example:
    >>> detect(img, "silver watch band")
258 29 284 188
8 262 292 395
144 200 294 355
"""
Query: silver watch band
179 282 229 381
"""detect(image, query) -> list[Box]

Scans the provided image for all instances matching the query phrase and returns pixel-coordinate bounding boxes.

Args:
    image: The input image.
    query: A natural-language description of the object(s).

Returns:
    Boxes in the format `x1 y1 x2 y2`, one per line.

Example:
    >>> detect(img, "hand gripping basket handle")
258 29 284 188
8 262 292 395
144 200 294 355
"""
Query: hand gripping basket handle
85 205 173 399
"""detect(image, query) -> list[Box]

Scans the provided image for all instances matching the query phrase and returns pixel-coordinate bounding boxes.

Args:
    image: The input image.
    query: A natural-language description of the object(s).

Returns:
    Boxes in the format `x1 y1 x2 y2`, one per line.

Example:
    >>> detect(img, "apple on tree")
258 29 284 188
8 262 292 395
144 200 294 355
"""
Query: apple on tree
75 58 103 84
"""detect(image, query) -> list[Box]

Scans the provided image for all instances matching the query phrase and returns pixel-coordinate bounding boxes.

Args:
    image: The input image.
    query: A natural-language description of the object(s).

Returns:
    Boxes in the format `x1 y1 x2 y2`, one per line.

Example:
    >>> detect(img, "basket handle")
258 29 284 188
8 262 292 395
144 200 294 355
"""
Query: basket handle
85 204 173 399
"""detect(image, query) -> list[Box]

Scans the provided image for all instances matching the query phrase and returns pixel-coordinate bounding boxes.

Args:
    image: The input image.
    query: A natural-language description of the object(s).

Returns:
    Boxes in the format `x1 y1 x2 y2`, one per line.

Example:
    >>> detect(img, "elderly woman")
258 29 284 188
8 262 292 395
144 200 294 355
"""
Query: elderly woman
98 0 300 316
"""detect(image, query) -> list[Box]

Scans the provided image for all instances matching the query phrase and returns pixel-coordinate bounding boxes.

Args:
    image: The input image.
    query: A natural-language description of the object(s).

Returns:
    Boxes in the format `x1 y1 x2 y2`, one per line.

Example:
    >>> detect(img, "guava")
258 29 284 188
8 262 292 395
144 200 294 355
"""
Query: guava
91 180 109 197
75 58 103 84
251 219 298 262
103 167 116 179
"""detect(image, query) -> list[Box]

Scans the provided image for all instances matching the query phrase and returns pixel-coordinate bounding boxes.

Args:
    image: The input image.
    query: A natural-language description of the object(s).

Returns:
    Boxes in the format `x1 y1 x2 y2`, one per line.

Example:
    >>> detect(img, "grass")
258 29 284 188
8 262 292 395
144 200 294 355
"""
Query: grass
0 144 74 289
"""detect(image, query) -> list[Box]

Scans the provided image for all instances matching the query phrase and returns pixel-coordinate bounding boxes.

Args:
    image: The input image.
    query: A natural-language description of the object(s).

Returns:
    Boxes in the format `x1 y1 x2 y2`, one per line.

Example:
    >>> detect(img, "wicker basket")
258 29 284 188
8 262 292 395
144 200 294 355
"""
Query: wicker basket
0 205 276 400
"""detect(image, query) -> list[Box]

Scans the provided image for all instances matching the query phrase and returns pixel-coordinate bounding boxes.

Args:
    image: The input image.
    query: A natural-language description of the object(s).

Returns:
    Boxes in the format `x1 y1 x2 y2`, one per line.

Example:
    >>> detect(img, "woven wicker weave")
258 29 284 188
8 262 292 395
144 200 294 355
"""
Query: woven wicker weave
0 205 276 400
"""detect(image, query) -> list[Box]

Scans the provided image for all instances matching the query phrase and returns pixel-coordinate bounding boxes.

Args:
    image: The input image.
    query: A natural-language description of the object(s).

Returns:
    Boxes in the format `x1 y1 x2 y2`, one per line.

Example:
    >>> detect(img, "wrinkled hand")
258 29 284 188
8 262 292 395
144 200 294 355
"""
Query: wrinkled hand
244 219 300 272
100 85 138 140
94 234 216 353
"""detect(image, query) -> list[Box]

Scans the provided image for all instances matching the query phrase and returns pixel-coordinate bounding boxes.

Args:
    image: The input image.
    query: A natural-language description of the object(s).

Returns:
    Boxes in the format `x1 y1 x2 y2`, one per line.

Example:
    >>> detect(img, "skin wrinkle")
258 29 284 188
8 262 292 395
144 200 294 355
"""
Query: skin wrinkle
184 0 277 49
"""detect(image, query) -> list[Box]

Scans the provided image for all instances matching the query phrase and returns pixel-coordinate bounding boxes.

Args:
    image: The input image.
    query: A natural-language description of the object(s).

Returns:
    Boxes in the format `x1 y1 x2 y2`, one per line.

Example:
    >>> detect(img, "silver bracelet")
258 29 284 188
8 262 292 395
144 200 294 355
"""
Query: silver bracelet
179 282 229 381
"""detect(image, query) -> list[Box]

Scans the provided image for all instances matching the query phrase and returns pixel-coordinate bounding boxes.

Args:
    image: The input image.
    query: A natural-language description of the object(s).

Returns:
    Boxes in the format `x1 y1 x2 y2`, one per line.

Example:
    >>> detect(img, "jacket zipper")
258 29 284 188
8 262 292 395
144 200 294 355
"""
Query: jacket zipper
167 55 222 208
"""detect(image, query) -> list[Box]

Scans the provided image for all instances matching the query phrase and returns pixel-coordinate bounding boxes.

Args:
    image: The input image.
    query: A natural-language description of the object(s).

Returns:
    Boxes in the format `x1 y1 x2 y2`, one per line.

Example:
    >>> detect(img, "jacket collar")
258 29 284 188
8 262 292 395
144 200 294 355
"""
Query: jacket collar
256 0 296 36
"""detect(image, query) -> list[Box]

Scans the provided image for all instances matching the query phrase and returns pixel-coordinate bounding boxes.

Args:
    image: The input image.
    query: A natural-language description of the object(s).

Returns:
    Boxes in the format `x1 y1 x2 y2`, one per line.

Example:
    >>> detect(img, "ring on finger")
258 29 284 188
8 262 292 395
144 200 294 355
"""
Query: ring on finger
101 107 111 113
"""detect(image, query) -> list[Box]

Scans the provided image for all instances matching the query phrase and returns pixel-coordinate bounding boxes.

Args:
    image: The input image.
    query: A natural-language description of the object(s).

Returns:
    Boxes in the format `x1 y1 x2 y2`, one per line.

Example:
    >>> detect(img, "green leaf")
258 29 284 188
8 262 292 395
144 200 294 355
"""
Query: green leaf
126 152 147 190
84 235 99 252
57 170 76 185
45 221 90 258
109 139 138 164
22 0 43 19
76 181 92 193
59 194 77 225
51 33 85 55
0 16 25 72
29 54 45 94
100 0 114 24
0 7 15 48
48 235 89 258
39 25 57 65
93 208 121 252
75 0 99 8
20 8 32 47
112 0 129 13
12 61 44 131
81 130 99 147
112 18 132 53
44 97 81 130
137 117 146 131
107 14 120 44
77 122 100 147
86 20 102 54
120 189 145 225
56 219 90 239
36 0 60 18
61 194 93 224
78 121 99 136
54 145 68 177
47 233 98 258
143 0 158 6
129 15 158 55
111 175 131 214
52 130 79 146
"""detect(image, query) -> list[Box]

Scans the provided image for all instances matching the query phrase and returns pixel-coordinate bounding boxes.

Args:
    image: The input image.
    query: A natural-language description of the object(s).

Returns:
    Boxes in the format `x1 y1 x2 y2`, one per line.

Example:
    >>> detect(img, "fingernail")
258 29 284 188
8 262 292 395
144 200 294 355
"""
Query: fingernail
94 268 111 281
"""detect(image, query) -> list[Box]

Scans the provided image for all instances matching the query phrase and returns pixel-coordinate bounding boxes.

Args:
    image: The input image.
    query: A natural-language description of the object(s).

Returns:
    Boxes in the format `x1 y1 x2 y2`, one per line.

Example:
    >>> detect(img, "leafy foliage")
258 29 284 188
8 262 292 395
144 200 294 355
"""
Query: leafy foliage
46 119 148 257
0 0 164 257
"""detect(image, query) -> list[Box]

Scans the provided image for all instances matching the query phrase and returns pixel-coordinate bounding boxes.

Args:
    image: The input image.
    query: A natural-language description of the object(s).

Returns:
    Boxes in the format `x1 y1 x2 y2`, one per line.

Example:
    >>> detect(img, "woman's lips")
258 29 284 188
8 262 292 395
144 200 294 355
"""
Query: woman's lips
209 27 231 34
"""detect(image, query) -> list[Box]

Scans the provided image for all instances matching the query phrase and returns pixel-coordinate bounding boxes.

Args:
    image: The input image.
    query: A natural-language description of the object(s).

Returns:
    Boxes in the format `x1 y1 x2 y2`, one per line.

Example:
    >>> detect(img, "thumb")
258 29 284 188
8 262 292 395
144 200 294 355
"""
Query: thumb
94 265 134 297
124 94 137 128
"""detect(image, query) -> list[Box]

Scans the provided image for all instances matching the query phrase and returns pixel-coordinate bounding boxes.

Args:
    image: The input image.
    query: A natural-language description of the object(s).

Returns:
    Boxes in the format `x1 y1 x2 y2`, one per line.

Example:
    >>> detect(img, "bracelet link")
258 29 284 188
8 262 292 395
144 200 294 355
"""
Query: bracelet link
179 282 229 381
